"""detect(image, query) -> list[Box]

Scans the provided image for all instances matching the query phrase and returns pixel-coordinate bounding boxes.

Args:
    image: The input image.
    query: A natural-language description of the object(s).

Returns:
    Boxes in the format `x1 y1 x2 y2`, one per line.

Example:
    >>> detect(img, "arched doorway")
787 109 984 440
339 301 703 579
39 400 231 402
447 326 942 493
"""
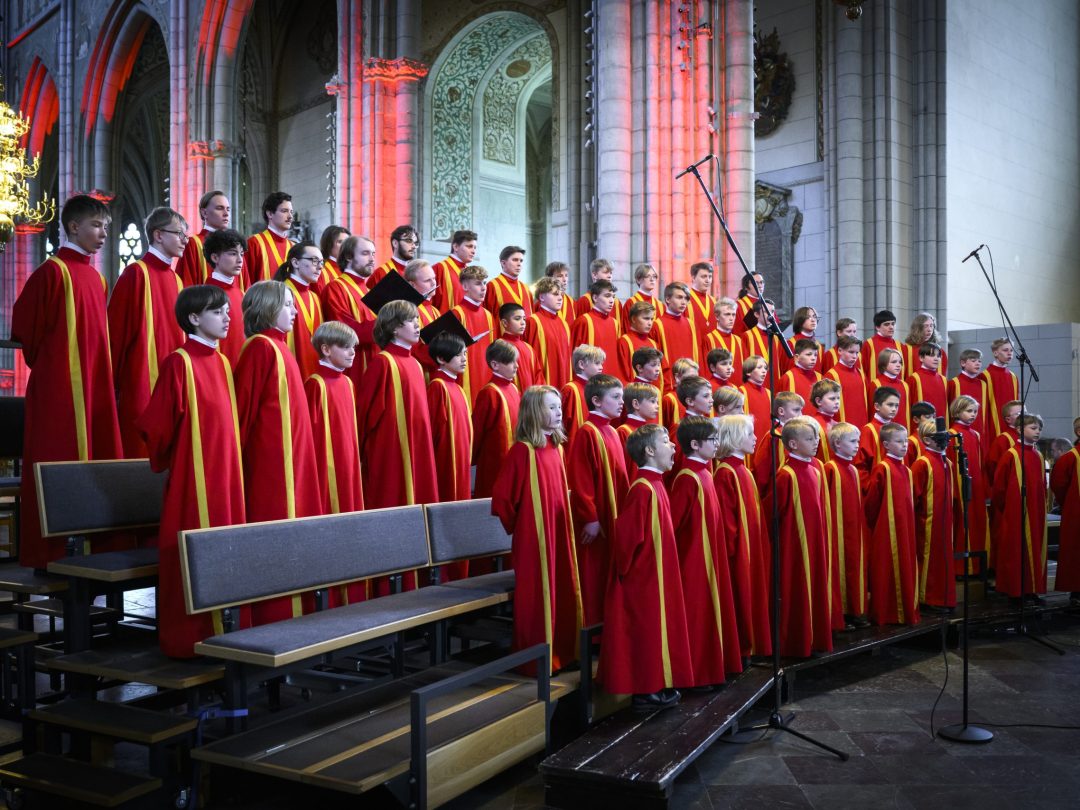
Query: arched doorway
424 11 556 279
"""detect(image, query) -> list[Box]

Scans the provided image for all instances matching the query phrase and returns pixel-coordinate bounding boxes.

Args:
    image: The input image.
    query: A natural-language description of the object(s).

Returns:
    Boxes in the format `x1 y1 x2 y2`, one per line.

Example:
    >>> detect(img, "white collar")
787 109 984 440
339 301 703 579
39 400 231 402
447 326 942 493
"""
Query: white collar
345 267 370 280
464 295 484 307
688 455 710 464
492 371 515 381
993 361 1009 368
961 370 980 379
210 270 236 285
627 414 647 423
834 450 855 461
839 357 857 369
730 450 745 459
665 308 682 317
541 303 559 315
64 241 91 256
439 368 459 380
789 453 813 462
267 225 289 239
289 273 309 287
886 452 906 461
639 465 664 473
391 338 413 350
874 414 891 424
190 333 218 349
318 359 345 372
147 245 173 265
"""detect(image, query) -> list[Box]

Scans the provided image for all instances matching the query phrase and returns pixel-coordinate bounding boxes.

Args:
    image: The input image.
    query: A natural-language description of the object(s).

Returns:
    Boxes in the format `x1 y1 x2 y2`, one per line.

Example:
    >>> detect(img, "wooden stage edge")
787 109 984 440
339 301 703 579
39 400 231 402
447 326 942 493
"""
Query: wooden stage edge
539 591 1077 810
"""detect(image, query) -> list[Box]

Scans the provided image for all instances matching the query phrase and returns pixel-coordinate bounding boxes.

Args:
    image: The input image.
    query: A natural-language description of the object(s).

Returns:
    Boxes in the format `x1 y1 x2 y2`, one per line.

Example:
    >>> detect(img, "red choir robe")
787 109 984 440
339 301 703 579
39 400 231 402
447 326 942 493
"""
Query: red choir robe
320 257 341 291
107 251 185 457
552 291 576 323
991 444 1048 597
472 376 521 498
786 333 825 373
491 438 583 674
740 381 772 441
947 372 990 456
752 428 788 496
986 427 1019 485
710 373 737 394
733 293 757 336
598 470 694 694
567 413 628 626
864 455 919 625
615 414 655 480
284 277 324 382
560 376 589 447
571 309 620 377
903 343 947 378
671 459 742 682
427 370 473 581
525 307 572 388
616 330 659 385
822 346 839 374
320 270 377 384
430 255 465 314
137 339 247 657
575 292 624 334
368 257 405 287
859 333 904 380
686 288 717 337
244 230 292 289
811 413 837 464
911 449 957 608
906 366 948 429
484 274 534 326
980 363 1019 443
503 334 543 392
233 330 322 622
702 329 746 376
660 390 685 430
177 228 212 286
780 364 822 405
741 327 786 382
823 455 869 618
449 298 495 404
305 364 366 604
904 434 925 468
854 418 888 489
1050 448 1080 592
948 421 990 576
205 274 245 367
825 360 869 429
713 456 772 656
868 373 910 428
621 290 662 324
654 310 700 388
770 457 834 656
12 248 125 568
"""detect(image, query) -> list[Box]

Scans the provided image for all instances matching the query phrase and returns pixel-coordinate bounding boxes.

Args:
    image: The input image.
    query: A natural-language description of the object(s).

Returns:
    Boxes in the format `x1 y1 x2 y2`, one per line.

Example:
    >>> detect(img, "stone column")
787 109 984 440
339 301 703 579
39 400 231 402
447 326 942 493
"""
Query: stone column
10 224 44 396
167 0 194 223
595 0 633 282
720 0 755 294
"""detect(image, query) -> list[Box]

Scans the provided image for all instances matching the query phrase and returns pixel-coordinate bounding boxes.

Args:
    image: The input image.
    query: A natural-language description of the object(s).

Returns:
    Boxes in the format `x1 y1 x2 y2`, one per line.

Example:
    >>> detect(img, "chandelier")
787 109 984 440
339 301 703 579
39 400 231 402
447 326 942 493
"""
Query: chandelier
0 77 55 251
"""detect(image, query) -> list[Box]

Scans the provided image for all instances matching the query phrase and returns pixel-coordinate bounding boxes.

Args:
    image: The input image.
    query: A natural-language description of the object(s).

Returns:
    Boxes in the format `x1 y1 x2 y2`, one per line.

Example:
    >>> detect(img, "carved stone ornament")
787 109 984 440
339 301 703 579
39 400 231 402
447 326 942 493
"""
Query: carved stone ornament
753 27 796 137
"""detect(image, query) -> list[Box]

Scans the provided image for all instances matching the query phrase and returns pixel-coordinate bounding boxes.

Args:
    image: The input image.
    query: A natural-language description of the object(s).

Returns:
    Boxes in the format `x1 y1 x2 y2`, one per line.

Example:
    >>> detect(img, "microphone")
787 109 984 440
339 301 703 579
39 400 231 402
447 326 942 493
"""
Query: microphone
961 244 984 263
675 154 714 179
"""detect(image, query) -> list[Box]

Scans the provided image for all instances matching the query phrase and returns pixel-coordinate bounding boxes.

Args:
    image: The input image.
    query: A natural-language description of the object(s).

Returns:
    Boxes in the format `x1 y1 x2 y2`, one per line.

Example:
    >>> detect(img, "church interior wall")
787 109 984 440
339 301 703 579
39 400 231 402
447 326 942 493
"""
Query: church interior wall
945 0 1080 330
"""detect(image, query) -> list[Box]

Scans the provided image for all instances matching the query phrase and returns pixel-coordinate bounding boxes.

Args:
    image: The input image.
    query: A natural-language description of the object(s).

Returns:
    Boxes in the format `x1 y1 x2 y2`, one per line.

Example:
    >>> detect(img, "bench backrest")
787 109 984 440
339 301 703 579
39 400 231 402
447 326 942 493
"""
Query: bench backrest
179 506 430 613
424 498 511 565
0 396 24 459
35 459 165 537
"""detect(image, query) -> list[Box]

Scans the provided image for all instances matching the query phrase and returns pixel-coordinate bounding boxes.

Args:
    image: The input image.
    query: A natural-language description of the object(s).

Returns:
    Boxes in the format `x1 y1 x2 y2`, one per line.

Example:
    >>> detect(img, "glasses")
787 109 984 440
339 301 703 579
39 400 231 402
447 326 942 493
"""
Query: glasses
160 229 189 239
398 236 419 244
298 256 322 264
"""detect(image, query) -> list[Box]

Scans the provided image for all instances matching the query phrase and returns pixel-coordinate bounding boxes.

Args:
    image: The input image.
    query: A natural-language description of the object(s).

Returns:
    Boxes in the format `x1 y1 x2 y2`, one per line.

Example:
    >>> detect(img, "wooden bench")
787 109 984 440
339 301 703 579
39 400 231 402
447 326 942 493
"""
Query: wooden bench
0 396 24 560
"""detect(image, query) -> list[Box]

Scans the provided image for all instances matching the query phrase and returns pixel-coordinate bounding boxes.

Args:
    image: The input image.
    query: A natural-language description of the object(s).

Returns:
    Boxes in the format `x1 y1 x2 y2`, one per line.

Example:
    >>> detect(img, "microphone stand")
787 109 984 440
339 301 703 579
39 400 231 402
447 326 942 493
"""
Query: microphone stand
969 250 1062 656
681 160 847 762
937 430 994 743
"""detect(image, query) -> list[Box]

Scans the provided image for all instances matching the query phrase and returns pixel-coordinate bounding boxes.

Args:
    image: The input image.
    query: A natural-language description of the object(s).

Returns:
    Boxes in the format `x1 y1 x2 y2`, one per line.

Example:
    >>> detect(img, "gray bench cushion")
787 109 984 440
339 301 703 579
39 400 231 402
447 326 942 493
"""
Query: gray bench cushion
181 506 429 613
196 585 503 665
425 499 511 564
440 570 516 594
36 460 165 537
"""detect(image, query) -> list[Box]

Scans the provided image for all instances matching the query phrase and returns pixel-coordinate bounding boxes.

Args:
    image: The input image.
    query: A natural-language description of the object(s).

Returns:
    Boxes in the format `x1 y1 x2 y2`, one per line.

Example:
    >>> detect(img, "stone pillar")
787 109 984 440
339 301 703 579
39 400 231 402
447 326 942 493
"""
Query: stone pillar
720 0 755 294
10 224 44 396
167 0 194 223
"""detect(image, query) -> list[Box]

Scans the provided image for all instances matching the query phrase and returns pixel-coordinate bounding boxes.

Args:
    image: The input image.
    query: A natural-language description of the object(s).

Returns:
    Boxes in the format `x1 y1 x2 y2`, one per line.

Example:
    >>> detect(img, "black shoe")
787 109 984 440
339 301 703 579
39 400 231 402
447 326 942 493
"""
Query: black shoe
1022 594 1045 607
921 604 950 615
852 614 871 629
632 690 680 712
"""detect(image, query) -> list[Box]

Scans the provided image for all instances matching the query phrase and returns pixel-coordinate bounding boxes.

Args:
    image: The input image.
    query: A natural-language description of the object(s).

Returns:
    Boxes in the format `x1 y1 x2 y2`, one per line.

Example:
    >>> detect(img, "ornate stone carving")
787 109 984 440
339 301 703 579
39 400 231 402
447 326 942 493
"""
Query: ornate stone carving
306 1 337 74
753 27 796 137
188 140 236 160
482 33 552 166
365 57 429 81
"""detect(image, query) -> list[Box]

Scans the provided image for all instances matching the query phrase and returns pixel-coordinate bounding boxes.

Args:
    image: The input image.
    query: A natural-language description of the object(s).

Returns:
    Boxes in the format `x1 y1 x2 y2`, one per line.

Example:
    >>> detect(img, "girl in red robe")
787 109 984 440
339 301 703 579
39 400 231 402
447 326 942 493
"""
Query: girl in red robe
234 281 322 623
864 423 919 626
107 207 187 457
492 386 583 675
305 321 367 605
739 355 772 441
671 417 742 684
567 374 629 626
472 340 523 498
823 423 870 627
992 415 1048 599
137 285 247 657
948 396 990 576
714 415 772 657
11 196 125 568
274 242 325 382
911 423 956 610
598 424 693 710
1050 443 1080 604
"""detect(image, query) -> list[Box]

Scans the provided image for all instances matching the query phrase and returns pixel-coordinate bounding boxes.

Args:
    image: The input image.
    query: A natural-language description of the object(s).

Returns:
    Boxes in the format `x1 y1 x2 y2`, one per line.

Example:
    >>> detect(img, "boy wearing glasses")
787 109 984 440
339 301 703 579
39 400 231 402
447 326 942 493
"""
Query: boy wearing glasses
107 206 187 456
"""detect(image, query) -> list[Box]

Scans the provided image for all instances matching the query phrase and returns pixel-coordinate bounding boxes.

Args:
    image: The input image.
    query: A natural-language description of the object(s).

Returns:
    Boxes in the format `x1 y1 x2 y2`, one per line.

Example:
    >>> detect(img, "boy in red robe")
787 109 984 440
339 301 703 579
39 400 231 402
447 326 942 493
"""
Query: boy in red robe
202 229 246 366
178 190 230 286
868 348 910 429
561 344 605 446
450 265 495 403
713 387 745 420
317 225 350 292
905 343 948 431
430 229 476 314
706 348 738 393
772 417 834 656
740 355 772 441
991 414 1048 603
525 278 573 388
686 261 717 336
825 335 868 428
571 279 621 377
702 297 746 373
629 346 664 402
427 332 473 505
808 379 842 464
986 400 1022 480
671 416 742 684
138 285 247 657
823 422 870 628
320 235 377 382
273 242 325 381
822 317 858 373
786 306 825 373
108 206 187 456
484 245 533 324
499 303 543 391
621 263 662 325
472 340 522 498
616 301 659 384
306 320 367 604
598 424 693 711
859 309 903 379
574 258 624 333
492 386 583 675
948 396 990 576
11 195 125 568
542 260 576 322
752 391 804 493
733 272 765 336
618 383 660 478
244 191 294 288
912 421 956 611
714 414 772 658
1050 438 1080 606
855 386 901 488
234 281 322 621
980 338 1019 443
780 338 823 403
567 374 629 626
864 422 919 626
654 282 700 389
947 348 990 455
741 298 787 382
662 358 698 429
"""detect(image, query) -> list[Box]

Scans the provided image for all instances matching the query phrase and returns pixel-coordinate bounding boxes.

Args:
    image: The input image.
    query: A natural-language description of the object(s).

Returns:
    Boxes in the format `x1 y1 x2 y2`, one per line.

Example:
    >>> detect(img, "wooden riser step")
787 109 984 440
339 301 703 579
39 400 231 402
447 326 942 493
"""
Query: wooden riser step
0 753 161 807
0 628 37 650
29 700 197 745
14 598 120 621
0 567 67 596
44 641 224 691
